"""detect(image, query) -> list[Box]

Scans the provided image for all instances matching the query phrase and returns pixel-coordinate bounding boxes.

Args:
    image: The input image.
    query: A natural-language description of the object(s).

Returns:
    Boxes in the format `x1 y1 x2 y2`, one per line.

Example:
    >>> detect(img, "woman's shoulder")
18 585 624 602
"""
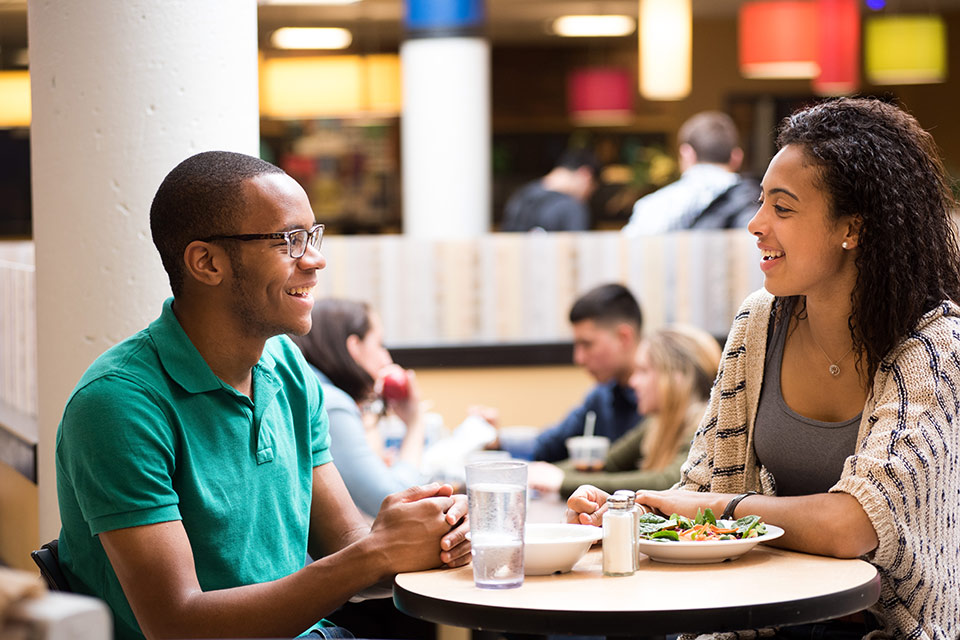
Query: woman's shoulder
307 365 360 413
723 288 775 350
736 288 775 317
885 300 960 363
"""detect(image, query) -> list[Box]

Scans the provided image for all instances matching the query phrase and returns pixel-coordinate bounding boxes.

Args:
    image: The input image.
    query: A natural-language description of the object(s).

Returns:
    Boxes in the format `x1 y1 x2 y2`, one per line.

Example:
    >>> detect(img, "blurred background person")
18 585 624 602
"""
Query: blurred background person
528 325 721 497
292 298 428 518
531 283 643 462
500 148 599 232
293 298 497 519
623 110 759 235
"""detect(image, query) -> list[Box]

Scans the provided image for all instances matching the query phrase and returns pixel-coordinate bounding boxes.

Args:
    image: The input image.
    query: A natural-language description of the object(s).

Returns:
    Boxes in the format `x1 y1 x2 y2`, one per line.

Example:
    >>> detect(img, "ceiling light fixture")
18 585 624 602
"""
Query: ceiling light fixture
259 0 361 5
552 15 636 38
865 14 947 84
639 0 691 100
270 27 353 50
813 0 859 96
739 1 819 79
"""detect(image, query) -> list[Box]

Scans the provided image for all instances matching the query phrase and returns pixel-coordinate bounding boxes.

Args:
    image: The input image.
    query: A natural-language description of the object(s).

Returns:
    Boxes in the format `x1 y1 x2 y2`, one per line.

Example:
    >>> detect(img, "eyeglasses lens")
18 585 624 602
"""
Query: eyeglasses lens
289 226 323 259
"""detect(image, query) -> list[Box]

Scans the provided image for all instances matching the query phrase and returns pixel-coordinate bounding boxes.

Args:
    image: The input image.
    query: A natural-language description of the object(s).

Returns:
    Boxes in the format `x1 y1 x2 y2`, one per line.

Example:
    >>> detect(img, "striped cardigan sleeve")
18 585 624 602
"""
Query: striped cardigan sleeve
830 301 960 639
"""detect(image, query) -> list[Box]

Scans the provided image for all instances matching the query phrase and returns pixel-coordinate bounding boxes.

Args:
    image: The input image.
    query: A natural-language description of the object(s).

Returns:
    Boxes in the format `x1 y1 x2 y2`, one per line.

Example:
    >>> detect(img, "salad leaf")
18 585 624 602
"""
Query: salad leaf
735 515 761 537
638 512 667 524
670 513 694 530
637 513 669 536
693 508 717 526
650 530 680 541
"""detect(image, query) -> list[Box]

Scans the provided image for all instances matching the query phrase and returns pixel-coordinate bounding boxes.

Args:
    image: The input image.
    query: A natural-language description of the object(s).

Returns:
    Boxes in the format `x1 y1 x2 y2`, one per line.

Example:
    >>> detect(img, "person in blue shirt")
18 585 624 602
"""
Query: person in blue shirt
532 283 643 462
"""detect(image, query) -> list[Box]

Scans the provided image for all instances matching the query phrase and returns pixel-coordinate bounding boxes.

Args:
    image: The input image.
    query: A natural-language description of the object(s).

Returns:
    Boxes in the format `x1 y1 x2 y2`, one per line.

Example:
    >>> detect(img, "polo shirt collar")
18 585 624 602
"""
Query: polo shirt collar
151 298 277 395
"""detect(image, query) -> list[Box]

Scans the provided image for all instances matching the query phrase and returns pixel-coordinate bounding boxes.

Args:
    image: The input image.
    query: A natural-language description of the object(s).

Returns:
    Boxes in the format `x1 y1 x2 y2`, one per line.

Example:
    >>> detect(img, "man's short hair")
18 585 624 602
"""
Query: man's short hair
150 150 285 297
678 111 740 165
556 148 600 180
569 283 643 330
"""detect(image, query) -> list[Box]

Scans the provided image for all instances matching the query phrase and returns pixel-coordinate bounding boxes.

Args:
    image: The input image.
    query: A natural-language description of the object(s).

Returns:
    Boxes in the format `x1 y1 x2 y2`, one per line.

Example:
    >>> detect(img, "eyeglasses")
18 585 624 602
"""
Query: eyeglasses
199 223 324 259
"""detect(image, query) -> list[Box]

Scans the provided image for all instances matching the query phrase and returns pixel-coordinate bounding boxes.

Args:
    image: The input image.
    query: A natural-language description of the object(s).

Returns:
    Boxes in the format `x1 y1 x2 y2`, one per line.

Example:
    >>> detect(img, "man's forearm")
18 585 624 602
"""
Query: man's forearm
145 534 388 640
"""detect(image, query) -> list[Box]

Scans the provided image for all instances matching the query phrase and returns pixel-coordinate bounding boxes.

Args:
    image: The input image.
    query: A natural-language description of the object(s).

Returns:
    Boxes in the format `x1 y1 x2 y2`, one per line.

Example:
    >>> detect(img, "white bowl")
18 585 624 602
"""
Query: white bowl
523 523 602 575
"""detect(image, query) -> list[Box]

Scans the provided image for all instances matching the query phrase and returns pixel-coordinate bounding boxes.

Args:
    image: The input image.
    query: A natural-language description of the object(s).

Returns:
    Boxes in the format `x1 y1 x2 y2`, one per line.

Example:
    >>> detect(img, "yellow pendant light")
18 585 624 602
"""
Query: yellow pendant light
638 0 691 100
865 15 947 85
0 71 31 128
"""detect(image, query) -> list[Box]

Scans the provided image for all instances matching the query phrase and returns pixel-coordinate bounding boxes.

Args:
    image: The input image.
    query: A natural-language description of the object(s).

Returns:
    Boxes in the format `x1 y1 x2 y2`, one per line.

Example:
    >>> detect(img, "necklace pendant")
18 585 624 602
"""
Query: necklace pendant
829 364 841 377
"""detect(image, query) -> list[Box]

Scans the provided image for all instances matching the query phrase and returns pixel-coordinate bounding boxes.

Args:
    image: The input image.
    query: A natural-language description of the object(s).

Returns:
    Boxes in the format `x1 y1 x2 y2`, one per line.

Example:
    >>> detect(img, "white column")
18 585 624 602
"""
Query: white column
400 37 491 238
28 0 259 541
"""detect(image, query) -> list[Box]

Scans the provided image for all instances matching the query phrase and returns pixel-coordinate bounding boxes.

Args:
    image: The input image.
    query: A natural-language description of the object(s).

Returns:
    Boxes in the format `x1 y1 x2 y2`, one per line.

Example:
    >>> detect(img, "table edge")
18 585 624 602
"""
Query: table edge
393 573 881 636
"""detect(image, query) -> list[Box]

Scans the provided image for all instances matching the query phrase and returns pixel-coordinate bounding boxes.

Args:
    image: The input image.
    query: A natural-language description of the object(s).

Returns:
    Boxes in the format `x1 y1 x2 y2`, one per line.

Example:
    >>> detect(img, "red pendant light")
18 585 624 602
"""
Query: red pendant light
567 67 634 126
739 2 819 79
814 0 860 95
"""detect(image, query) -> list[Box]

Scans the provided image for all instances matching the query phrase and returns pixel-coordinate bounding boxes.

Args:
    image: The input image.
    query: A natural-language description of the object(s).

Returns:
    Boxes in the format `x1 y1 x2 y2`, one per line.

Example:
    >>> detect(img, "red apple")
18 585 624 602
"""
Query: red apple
381 369 410 402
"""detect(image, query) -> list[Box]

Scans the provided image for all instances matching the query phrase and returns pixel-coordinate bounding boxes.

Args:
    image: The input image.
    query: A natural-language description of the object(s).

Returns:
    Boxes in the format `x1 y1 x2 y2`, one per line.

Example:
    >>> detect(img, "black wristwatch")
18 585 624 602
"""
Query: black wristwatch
721 491 758 520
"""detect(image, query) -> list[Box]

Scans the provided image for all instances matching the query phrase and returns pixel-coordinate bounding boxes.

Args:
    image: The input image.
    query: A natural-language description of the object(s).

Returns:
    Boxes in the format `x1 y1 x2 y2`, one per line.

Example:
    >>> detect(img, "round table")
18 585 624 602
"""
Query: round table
394 546 880 636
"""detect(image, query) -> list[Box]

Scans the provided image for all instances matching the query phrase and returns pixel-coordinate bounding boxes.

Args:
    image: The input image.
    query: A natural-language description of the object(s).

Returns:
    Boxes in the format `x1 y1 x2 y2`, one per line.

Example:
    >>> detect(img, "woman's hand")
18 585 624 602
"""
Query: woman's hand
635 490 731 520
377 364 422 427
527 461 565 494
565 485 611 526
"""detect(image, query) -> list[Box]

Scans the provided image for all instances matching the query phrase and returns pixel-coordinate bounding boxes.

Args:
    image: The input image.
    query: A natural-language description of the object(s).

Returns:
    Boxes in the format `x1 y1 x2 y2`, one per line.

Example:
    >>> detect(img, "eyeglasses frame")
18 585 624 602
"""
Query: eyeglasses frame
198 223 324 259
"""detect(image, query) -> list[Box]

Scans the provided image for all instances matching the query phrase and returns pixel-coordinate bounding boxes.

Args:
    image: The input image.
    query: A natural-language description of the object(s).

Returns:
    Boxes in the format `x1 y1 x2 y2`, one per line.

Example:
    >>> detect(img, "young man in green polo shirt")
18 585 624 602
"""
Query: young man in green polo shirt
55 151 470 640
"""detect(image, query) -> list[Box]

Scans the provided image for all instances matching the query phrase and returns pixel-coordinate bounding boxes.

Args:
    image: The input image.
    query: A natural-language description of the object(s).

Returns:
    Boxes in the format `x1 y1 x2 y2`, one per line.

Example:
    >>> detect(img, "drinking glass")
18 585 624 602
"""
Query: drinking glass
465 460 528 589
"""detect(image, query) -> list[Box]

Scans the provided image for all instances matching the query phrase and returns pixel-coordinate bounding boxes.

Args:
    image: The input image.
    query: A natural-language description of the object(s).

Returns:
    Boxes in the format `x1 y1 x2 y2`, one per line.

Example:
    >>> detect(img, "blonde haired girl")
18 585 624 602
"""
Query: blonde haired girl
528 324 721 496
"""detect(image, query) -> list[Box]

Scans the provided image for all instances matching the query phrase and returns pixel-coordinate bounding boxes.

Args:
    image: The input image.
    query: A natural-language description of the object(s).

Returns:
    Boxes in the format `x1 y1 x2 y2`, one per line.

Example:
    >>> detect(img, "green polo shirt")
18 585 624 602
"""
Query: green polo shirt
56 298 332 640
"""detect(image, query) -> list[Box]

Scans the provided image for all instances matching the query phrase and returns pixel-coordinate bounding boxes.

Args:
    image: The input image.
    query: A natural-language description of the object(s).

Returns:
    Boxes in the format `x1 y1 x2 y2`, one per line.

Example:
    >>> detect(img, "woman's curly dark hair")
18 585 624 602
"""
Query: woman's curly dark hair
777 97 960 383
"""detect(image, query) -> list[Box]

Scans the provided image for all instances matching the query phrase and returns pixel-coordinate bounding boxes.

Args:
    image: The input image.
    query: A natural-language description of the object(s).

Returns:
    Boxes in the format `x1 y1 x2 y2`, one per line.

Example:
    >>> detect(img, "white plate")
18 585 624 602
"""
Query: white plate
636 524 785 564
523 523 603 575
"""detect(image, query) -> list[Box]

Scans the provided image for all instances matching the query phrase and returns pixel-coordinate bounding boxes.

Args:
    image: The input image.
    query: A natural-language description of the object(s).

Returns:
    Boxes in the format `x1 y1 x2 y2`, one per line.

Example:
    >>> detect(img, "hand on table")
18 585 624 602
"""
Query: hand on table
565 484 611 527
371 483 464 574
527 461 565 494
467 405 500 428
440 491 471 568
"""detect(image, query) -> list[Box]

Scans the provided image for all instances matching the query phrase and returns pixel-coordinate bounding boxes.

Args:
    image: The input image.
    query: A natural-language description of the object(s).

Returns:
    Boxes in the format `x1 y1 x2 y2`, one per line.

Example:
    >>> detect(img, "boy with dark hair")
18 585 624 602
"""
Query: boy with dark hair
532 283 643 462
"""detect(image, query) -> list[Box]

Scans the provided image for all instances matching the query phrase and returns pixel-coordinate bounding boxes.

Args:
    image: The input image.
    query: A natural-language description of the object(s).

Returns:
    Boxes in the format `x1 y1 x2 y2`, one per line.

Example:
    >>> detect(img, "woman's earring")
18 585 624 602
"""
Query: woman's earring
842 241 849 249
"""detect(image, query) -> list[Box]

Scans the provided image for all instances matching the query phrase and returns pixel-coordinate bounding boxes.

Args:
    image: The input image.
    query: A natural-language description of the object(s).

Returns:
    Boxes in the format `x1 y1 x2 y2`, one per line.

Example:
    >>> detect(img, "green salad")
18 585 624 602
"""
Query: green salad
638 508 768 542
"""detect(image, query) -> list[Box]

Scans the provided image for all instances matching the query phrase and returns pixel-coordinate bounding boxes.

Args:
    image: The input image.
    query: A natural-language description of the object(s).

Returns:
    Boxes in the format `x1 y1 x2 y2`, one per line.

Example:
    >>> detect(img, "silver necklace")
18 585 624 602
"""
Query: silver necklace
808 328 853 377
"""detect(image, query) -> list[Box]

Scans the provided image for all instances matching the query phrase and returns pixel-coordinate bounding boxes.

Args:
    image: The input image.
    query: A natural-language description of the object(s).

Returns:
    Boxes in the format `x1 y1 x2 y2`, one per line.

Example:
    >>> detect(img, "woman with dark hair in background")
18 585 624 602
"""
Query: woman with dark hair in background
292 298 428 518
568 98 960 637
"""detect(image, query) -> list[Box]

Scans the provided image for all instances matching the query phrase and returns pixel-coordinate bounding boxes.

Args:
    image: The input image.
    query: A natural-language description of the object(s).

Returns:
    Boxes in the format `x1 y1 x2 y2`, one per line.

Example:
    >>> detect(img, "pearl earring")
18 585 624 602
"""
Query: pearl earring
842 241 849 249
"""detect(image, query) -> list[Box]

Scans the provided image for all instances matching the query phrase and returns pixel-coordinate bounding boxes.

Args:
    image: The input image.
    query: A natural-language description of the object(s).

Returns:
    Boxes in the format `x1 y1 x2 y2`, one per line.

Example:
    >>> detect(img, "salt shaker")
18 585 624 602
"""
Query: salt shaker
602 494 635 576
613 489 639 571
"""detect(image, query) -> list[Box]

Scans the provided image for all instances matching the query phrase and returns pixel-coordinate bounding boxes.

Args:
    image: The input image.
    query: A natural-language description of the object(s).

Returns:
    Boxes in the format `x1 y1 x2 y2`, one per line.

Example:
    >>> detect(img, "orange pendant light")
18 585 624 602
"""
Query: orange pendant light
813 0 860 95
739 1 819 79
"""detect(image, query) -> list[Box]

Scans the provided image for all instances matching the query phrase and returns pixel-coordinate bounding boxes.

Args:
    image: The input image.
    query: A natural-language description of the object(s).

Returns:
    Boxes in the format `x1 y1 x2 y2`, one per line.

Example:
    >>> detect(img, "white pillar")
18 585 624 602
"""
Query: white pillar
400 37 491 238
28 0 259 541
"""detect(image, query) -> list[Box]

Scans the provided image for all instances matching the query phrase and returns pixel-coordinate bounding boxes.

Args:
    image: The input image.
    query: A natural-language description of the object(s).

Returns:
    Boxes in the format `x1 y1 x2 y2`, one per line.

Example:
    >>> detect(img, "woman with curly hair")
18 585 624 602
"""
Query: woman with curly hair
568 98 960 638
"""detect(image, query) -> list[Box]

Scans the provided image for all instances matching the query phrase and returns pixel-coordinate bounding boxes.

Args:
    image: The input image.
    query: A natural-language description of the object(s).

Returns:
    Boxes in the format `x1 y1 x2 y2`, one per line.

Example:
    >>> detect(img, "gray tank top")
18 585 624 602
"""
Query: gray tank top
754 305 862 497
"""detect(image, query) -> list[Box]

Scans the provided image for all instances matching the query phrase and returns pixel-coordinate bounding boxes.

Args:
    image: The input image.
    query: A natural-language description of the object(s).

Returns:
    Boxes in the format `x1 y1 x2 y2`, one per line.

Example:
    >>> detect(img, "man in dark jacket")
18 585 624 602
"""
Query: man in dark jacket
501 148 599 232
532 283 643 462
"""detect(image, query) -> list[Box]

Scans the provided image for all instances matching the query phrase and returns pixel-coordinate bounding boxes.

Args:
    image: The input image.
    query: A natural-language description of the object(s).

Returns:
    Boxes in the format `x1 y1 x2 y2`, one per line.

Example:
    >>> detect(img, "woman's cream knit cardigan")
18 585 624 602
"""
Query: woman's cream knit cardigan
679 289 960 639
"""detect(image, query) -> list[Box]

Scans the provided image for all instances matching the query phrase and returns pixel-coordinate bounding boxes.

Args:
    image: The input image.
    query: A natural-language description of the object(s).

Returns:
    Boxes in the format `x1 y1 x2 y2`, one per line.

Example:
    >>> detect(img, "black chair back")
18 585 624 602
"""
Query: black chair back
30 539 71 592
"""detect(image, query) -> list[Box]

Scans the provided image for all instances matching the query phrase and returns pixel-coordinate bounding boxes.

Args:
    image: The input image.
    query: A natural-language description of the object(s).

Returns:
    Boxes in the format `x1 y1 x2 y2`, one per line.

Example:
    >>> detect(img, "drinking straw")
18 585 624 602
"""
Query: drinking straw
584 410 597 438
